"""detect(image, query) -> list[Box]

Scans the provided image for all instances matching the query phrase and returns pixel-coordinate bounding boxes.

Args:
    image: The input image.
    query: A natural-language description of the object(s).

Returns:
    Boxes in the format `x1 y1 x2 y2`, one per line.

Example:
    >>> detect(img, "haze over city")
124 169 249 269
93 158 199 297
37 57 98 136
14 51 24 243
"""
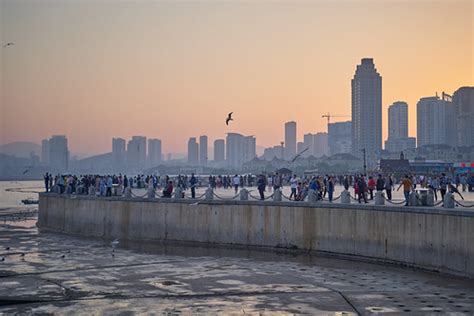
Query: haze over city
1 0 472 156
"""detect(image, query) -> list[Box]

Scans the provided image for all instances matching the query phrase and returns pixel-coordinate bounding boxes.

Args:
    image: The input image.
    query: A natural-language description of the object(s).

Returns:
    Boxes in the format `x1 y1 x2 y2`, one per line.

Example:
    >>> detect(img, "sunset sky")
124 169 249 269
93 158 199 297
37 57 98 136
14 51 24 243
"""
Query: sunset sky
1 0 472 156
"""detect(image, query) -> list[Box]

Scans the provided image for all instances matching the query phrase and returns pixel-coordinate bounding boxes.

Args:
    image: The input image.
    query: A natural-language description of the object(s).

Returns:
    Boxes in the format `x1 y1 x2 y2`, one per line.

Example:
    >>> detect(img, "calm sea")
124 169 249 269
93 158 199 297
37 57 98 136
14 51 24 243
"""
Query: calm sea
0 180 43 209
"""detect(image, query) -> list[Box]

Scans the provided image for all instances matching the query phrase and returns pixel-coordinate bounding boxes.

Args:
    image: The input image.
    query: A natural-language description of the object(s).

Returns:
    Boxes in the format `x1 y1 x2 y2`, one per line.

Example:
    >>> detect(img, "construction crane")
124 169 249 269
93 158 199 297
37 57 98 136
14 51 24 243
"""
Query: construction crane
321 113 350 125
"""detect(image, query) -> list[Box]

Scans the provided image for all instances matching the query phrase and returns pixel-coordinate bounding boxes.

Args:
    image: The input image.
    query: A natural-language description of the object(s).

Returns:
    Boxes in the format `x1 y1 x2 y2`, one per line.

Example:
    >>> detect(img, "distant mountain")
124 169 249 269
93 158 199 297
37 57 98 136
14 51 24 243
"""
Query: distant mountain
0 142 41 158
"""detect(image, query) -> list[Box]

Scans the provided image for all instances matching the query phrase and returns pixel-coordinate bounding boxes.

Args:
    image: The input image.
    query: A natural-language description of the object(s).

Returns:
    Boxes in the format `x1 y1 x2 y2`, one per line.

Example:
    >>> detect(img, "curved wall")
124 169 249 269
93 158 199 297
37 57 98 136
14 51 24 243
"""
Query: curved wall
38 194 474 278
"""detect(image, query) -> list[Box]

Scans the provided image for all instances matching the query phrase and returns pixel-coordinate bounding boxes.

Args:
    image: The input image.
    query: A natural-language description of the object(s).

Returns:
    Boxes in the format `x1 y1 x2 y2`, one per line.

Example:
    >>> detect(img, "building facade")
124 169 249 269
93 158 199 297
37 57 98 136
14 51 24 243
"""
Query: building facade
284 121 297 160
49 135 69 171
127 136 147 167
213 139 225 162
147 138 162 166
417 95 456 148
328 121 352 156
351 58 382 167
199 135 208 166
453 86 474 147
226 133 256 168
112 138 126 167
384 101 416 152
187 137 199 165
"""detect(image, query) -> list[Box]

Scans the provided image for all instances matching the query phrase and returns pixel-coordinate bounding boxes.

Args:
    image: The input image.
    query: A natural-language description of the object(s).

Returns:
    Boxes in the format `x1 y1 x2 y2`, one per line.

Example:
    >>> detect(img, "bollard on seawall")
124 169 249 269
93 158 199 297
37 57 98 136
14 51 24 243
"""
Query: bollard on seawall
174 187 183 199
88 186 95 196
308 189 318 204
443 192 455 208
341 190 350 204
240 189 249 201
273 189 282 202
147 186 155 199
408 191 420 206
123 187 132 198
374 191 385 205
205 188 214 200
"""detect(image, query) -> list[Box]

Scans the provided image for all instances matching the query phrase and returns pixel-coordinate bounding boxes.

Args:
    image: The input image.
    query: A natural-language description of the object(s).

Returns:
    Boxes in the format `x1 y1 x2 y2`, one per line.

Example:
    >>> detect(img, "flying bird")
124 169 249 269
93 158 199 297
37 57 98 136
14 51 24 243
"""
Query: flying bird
5 246 10 250
20 253 25 257
291 148 309 162
0 257 4 262
22 169 30 175
226 112 233 125
3 42 14 48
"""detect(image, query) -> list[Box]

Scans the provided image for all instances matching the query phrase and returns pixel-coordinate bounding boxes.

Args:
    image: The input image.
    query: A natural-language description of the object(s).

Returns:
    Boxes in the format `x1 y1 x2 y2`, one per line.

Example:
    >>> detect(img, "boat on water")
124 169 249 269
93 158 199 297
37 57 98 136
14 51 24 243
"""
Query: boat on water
21 199 39 205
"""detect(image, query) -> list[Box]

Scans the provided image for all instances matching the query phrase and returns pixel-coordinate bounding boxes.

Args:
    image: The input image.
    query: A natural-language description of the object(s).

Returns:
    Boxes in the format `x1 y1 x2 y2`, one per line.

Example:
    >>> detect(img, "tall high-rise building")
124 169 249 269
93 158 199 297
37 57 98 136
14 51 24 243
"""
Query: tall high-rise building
199 135 208 166
384 102 416 152
351 58 382 166
127 136 147 166
226 133 256 167
303 133 314 157
213 139 225 162
453 87 474 147
328 121 352 155
147 139 162 166
388 101 408 139
417 95 456 147
49 135 68 171
41 139 50 165
112 138 126 166
313 132 329 157
187 137 199 165
284 121 297 160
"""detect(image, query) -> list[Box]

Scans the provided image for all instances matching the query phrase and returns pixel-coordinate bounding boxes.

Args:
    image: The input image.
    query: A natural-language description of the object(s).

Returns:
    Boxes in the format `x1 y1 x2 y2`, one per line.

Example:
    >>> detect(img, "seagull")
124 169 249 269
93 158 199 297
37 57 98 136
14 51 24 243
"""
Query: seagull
291 148 309 162
20 253 25 257
0 257 4 262
22 169 30 175
60 254 66 258
3 42 14 48
5 246 10 250
226 112 233 125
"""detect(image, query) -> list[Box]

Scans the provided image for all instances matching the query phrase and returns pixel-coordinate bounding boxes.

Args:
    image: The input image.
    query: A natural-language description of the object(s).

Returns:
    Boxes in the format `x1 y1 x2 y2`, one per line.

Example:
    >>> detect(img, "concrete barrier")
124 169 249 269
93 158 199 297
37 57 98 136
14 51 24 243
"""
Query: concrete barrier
38 193 474 278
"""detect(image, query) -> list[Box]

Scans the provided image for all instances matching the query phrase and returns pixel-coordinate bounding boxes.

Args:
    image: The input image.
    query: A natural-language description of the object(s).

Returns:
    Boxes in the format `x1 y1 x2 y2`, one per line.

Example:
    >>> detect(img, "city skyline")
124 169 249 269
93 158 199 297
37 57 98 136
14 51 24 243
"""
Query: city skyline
1 1 472 155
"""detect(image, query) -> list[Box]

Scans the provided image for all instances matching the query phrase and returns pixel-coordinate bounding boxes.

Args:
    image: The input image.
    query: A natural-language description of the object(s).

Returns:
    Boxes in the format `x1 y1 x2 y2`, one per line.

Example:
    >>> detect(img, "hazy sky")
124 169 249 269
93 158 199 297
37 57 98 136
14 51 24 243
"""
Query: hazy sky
1 0 472 156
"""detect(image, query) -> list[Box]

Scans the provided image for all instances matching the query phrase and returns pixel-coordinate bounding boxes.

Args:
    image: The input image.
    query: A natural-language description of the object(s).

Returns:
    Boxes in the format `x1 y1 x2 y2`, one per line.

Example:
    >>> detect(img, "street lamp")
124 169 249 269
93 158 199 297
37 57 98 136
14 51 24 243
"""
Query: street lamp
361 148 367 175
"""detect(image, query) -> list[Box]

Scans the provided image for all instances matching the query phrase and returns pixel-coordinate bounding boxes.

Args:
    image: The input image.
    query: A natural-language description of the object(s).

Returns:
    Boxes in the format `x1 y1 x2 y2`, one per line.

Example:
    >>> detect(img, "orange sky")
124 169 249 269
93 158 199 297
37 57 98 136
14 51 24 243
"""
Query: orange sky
1 0 472 156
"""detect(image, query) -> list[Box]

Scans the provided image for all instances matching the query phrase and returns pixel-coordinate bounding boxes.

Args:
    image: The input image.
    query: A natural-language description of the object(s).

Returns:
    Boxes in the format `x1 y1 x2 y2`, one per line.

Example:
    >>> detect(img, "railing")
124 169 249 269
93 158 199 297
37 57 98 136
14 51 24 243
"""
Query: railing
45 185 474 209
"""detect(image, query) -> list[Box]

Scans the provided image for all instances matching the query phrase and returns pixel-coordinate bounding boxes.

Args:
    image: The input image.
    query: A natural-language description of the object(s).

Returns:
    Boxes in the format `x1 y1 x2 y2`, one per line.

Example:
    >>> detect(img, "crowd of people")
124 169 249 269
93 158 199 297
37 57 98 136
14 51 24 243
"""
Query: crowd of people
43 171 473 206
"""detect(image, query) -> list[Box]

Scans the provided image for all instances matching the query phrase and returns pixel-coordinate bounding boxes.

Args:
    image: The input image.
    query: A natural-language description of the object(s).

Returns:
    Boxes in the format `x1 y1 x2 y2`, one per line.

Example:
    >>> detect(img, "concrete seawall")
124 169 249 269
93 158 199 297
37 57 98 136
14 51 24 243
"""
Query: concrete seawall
38 193 474 278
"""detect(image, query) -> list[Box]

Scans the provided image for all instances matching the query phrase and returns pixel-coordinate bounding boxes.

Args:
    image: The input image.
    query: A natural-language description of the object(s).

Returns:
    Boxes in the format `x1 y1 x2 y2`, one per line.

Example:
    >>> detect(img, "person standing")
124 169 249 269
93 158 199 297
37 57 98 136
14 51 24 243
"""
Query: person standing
289 175 298 200
233 174 240 194
44 173 50 192
190 173 197 199
257 174 266 200
376 174 385 192
273 172 281 191
367 176 376 200
397 175 412 206
385 175 393 200
327 176 335 202
357 176 368 203
439 173 448 201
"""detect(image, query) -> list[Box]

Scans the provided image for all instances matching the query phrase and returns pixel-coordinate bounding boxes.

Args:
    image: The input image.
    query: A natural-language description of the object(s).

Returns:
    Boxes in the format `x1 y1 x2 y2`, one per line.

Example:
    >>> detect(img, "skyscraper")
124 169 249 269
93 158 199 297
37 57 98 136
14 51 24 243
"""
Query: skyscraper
351 58 382 166
199 135 208 166
226 133 256 167
112 138 126 167
417 95 456 147
453 87 474 147
187 137 199 165
313 132 329 157
328 121 352 155
147 138 162 166
127 136 147 167
284 121 297 160
41 139 50 165
384 102 416 152
214 139 225 162
49 135 69 171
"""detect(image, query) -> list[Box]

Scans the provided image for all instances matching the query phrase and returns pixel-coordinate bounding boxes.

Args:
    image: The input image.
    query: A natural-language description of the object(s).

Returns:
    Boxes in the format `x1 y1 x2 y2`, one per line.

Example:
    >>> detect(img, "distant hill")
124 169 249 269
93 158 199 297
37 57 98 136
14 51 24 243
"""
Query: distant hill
0 142 41 158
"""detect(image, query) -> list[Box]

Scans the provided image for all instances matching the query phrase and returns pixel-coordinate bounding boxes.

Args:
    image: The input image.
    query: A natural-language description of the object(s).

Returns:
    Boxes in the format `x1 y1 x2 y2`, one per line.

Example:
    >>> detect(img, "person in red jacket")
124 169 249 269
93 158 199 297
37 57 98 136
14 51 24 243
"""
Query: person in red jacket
367 176 376 200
